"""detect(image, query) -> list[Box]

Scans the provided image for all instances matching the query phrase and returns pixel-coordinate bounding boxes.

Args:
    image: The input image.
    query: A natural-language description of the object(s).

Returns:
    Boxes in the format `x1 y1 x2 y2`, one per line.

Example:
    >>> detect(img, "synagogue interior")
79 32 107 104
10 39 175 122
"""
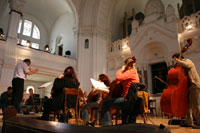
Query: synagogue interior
0 0 200 132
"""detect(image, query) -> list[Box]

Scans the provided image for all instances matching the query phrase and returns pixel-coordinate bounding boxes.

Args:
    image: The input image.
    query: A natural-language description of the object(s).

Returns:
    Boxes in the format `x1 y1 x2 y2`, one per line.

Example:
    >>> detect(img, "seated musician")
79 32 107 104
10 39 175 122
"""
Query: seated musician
99 57 139 126
23 88 36 114
82 74 110 126
41 66 80 121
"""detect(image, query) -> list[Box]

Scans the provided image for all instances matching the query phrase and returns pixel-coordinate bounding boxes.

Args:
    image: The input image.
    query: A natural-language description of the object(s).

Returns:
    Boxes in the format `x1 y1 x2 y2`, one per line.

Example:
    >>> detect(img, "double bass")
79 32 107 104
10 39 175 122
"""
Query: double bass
160 38 192 118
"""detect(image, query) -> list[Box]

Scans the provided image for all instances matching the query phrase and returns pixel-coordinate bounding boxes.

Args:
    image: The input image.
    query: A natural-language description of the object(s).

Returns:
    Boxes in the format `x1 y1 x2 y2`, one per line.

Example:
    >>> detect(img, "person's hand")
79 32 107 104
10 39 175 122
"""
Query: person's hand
173 57 178 62
59 74 64 78
34 68 39 72
122 65 126 70
93 89 101 95
97 99 101 104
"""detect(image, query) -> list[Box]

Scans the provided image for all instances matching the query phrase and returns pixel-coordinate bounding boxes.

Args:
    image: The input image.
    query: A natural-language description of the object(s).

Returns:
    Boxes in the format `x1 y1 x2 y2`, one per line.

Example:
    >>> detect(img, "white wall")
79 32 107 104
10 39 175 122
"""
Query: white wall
49 13 76 59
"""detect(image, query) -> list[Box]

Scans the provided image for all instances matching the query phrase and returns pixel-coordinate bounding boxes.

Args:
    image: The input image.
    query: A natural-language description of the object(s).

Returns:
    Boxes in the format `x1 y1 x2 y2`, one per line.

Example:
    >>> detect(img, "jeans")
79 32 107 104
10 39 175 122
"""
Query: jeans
82 102 99 122
100 97 125 126
186 84 200 125
23 105 34 114
0 103 6 113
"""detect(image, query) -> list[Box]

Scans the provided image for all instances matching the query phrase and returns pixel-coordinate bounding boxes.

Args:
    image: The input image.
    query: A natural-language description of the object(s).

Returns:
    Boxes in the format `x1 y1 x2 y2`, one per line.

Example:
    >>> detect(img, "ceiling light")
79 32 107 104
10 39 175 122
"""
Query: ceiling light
122 44 128 49
26 40 31 47
186 25 193 30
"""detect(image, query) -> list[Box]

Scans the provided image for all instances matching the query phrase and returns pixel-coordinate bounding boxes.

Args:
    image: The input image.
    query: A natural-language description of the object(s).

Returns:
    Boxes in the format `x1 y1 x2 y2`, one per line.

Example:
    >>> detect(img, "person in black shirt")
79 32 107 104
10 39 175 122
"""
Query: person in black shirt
23 88 36 114
0 87 13 113
41 66 80 121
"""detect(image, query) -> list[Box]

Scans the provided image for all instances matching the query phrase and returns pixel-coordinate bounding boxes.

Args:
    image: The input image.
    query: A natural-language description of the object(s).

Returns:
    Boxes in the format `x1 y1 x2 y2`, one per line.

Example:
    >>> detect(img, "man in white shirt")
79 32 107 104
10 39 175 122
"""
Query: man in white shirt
173 53 200 129
12 59 38 112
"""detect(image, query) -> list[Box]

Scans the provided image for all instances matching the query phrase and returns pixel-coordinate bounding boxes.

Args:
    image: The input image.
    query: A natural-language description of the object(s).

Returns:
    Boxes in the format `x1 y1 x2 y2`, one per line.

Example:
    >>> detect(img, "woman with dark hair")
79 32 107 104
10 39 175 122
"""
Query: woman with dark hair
41 66 80 121
82 74 110 126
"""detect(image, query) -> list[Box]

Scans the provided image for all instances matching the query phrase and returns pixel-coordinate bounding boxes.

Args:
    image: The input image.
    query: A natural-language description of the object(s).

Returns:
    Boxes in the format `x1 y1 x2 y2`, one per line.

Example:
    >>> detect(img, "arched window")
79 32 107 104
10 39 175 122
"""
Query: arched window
17 19 41 49
26 86 35 93
85 39 89 49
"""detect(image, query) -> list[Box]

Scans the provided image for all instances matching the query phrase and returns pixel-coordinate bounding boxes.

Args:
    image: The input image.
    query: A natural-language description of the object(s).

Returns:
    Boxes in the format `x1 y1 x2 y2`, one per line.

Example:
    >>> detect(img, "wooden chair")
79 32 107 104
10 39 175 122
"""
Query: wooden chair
49 110 61 121
64 88 83 123
148 98 157 116
110 106 122 125
3 106 17 120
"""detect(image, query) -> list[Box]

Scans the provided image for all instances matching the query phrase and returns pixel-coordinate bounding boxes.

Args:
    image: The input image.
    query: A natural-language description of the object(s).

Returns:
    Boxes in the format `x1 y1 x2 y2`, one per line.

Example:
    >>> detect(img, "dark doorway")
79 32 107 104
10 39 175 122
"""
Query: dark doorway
151 62 168 94
58 45 63 56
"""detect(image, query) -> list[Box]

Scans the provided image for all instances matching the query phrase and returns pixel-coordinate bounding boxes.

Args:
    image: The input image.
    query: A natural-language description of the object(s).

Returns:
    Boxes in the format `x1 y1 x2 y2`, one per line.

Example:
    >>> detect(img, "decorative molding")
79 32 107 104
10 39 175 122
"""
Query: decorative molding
108 37 130 53
78 26 110 39
177 10 200 33
9 9 23 17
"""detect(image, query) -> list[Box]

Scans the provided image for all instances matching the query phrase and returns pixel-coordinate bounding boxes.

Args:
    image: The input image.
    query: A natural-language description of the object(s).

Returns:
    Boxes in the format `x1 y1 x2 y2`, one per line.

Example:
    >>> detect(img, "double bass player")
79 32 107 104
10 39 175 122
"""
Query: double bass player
173 53 200 129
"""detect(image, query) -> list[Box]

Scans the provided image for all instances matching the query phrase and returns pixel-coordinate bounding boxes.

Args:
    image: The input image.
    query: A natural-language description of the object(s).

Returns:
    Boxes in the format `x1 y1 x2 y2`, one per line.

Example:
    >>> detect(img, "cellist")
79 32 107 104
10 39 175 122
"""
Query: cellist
173 53 200 129
99 57 139 126
82 74 111 126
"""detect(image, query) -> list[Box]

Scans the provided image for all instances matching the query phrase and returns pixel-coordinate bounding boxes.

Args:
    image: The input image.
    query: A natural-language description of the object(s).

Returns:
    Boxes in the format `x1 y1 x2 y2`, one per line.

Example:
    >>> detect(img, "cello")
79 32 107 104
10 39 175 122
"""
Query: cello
160 38 192 118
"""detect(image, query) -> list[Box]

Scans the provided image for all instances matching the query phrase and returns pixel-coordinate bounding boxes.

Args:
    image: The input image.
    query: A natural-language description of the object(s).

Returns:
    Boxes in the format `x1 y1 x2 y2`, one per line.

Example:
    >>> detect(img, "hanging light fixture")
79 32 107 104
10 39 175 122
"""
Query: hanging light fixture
0 28 5 39
26 40 31 47
44 44 50 52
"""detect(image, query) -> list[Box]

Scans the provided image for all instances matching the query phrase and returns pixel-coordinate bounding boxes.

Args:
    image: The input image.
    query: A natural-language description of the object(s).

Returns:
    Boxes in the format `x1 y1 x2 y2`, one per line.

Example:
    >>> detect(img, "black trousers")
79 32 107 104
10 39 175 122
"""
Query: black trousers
12 78 24 112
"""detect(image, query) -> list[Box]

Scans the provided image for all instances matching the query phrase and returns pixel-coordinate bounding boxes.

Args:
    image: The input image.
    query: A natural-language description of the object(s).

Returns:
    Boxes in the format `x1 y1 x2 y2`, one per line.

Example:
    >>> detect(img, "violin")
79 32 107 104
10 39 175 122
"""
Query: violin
160 38 192 117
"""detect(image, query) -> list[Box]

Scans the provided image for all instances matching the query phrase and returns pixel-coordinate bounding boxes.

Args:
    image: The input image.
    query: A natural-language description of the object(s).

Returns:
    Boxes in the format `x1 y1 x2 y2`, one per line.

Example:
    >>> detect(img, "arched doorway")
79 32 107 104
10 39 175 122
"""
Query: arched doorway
151 62 168 94
135 42 171 94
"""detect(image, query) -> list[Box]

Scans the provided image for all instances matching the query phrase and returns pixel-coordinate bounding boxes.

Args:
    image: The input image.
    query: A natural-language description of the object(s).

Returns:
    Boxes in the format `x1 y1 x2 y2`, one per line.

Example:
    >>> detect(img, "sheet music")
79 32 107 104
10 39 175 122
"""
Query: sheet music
39 82 52 88
90 78 109 93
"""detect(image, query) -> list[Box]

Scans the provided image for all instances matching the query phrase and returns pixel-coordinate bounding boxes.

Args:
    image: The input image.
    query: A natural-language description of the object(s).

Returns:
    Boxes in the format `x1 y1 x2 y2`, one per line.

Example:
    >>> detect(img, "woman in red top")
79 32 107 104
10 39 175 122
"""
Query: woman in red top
99 57 139 126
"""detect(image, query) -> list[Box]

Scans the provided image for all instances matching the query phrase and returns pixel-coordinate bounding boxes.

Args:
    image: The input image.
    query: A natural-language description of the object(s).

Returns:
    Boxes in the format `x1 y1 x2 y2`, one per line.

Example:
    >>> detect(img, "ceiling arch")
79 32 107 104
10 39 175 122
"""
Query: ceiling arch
22 0 78 33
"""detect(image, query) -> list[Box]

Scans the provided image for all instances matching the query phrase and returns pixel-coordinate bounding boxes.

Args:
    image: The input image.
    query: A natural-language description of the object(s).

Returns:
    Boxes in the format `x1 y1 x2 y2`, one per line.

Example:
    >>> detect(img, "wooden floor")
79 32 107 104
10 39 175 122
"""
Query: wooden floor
136 117 200 133
0 114 199 133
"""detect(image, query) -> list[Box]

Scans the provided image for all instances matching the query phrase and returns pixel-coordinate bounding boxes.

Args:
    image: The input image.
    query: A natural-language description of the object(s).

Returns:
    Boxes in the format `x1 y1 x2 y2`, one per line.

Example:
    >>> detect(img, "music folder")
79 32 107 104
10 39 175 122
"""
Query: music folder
38 82 52 89
90 78 109 93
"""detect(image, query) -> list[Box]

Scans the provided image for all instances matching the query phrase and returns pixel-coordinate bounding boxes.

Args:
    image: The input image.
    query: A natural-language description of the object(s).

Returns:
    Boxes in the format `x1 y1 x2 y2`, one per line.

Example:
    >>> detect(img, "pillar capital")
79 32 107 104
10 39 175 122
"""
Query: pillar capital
9 0 26 13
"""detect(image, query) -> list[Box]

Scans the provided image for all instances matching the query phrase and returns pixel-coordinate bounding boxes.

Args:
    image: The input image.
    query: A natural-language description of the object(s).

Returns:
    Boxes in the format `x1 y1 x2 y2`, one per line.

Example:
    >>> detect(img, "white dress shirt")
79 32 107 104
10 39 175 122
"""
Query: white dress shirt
13 62 30 79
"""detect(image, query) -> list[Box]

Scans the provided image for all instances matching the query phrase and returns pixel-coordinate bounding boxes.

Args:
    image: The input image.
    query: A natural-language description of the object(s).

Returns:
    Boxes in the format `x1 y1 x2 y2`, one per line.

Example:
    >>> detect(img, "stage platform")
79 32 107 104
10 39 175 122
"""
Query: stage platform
0 114 199 133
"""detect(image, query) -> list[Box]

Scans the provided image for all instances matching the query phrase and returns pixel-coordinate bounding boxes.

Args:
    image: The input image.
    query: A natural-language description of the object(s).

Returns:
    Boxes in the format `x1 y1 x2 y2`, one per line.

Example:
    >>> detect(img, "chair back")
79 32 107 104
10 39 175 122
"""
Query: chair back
63 88 80 123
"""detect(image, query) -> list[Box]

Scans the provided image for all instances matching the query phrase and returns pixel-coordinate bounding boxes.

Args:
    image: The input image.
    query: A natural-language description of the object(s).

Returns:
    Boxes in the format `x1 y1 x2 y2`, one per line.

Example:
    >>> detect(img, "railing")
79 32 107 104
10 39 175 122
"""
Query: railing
0 41 77 77
178 10 200 32
108 37 130 53
15 45 77 76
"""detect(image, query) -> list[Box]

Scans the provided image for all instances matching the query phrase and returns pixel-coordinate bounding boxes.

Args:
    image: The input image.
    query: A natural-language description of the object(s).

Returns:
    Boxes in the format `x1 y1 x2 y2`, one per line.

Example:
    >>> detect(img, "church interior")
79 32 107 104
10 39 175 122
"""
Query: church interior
0 0 200 132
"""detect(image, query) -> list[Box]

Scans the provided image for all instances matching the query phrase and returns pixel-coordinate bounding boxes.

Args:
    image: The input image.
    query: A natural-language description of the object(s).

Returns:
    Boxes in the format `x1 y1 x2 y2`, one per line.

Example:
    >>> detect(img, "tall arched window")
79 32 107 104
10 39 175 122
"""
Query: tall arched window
17 19 41 49
85 39 89 49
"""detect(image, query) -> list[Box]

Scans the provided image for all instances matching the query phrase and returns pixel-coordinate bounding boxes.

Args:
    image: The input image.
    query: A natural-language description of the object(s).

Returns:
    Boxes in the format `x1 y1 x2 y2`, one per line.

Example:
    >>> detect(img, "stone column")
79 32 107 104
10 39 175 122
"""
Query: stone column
72 26 79 60
0 0 25 93
8 0 25 40
77 27 109 93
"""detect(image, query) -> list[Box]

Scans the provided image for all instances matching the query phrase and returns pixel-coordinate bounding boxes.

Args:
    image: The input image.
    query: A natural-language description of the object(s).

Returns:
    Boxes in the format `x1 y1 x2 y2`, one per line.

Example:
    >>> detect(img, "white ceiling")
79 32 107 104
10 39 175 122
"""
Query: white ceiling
22 0 72 33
